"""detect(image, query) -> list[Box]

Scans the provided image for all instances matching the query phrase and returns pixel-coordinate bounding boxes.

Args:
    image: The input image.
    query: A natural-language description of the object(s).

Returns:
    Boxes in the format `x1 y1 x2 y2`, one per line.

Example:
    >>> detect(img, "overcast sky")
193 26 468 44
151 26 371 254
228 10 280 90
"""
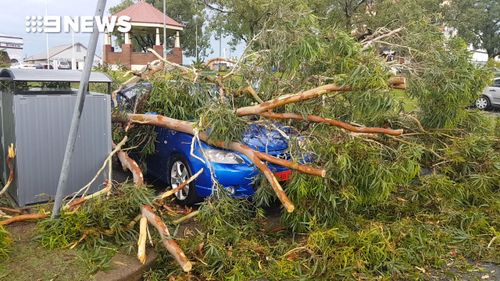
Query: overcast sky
0 0 241 63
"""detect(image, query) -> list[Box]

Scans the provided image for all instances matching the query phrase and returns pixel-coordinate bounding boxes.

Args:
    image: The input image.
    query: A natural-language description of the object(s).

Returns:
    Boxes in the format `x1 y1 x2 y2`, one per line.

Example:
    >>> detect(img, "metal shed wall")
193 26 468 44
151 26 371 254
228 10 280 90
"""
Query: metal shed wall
8 93 111 206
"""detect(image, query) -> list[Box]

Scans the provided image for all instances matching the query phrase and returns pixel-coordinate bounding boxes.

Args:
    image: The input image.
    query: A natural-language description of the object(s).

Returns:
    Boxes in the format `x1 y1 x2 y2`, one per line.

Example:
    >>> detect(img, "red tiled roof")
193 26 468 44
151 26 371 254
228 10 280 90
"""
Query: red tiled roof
113 1 183 28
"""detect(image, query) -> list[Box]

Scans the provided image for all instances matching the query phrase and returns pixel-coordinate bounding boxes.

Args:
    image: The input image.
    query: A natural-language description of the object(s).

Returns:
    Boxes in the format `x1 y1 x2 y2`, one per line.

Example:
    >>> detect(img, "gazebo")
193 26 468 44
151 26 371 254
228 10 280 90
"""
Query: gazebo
103 1 184 70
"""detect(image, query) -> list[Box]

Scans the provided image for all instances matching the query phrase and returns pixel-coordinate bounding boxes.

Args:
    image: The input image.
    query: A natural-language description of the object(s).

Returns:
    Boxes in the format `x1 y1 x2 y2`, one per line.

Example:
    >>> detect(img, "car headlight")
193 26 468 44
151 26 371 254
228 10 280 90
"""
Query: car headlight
205 149 245 164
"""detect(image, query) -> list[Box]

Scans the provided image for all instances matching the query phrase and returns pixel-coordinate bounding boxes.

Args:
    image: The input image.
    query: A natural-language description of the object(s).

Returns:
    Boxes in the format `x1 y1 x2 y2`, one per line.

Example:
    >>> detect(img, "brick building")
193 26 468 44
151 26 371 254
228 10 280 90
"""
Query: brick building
103 0 184 70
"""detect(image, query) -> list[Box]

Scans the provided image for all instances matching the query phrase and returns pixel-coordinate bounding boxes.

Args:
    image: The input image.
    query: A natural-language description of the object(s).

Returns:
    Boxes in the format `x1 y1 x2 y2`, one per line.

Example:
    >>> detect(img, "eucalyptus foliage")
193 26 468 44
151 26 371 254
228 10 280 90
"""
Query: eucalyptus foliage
104 1 500 279
37 185 153 253
0 225 11 258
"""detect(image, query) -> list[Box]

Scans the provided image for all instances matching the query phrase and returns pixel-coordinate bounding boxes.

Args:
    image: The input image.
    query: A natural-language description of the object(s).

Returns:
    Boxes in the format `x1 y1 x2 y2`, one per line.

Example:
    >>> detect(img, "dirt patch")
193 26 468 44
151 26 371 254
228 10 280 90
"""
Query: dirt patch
0 222 91 281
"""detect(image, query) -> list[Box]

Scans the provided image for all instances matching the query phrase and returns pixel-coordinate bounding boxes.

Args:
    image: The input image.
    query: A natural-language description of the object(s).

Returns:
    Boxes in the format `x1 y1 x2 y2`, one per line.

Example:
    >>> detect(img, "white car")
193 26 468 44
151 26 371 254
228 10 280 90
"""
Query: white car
9 63 37 69
476 77 500 110
58 61 71 70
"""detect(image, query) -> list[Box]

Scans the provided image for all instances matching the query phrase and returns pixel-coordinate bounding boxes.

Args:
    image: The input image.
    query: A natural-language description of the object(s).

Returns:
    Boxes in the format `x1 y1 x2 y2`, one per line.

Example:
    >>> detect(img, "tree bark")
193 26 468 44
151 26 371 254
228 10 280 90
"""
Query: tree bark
116 146 144 186
235 78 406 116
260 112 403 136
141 205 192 272
232 144 295 212
235 84 352 116
137 215 148 264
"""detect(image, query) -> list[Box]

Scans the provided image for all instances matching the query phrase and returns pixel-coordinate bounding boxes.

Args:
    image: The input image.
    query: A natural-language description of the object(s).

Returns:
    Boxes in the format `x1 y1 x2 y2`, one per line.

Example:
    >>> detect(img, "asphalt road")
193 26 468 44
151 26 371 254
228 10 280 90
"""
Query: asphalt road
487 108 500 117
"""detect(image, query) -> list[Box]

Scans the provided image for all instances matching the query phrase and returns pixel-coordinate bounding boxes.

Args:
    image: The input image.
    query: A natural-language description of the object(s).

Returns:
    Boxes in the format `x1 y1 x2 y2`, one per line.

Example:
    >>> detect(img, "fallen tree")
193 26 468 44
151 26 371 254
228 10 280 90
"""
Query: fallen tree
125 113 325 213
11 7 496 279
120 74 405 212
112 141 193 270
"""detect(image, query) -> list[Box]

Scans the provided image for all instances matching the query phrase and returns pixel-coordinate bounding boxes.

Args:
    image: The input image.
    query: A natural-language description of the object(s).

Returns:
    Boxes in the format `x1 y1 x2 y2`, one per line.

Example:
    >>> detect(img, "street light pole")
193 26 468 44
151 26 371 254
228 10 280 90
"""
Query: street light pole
194 15 198 62
163 0 167 58
51 0 107 218
45 0 50 67
218 29 222 58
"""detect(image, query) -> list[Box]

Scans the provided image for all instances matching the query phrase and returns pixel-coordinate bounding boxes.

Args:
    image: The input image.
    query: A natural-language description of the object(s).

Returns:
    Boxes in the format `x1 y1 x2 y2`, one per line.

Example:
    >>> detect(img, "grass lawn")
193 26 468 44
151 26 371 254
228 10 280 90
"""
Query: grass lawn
393 89 419 112
0 222 91 281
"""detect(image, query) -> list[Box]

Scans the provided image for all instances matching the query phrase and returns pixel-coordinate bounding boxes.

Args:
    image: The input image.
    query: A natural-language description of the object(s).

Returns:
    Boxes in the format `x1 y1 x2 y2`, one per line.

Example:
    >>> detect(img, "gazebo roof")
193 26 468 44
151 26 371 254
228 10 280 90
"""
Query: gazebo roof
113 1 183 28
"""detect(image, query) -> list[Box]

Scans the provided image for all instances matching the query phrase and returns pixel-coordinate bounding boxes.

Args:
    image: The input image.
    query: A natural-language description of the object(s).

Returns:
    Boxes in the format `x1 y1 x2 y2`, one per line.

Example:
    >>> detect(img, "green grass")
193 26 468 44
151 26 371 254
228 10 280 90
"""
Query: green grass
393 89 419 112
0 223 91 281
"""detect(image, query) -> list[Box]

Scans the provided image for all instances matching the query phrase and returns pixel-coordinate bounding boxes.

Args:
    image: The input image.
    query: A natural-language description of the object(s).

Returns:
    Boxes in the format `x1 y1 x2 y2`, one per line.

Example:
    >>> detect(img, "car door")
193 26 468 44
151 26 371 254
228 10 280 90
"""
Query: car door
145 127 171 181
490 78 500 105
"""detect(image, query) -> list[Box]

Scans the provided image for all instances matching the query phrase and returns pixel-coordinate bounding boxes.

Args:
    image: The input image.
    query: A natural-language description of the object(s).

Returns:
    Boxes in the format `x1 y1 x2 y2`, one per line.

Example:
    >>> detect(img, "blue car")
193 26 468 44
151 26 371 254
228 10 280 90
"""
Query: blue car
117 82 300 205
145 123 294 205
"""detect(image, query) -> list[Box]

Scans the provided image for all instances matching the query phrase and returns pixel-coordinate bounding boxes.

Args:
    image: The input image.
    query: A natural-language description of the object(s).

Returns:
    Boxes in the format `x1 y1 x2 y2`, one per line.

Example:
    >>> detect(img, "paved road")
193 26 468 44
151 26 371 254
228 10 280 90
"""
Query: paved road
485 108 500 117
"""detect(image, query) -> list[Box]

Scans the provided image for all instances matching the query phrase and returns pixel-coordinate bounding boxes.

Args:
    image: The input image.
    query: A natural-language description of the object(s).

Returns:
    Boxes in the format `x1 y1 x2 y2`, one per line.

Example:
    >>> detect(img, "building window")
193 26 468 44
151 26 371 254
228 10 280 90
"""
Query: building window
76 44 81 52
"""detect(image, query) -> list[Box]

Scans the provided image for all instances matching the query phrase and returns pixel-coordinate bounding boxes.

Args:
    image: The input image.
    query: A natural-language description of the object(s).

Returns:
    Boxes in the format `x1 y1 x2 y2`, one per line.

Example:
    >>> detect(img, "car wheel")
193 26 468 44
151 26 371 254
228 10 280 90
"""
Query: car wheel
166 154 201 206
476 96 491 110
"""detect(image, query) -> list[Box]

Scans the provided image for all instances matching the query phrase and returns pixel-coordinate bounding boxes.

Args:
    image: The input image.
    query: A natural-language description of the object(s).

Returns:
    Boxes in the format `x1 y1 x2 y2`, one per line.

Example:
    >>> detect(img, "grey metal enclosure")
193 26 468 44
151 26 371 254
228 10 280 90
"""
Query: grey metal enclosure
0 69 112 206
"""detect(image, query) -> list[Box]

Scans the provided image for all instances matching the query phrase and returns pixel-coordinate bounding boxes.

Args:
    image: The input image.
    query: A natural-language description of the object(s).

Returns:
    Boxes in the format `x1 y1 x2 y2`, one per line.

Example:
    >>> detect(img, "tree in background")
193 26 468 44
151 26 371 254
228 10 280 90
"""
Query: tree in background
0 50 10 68
446 0 500 59
110 0 211 59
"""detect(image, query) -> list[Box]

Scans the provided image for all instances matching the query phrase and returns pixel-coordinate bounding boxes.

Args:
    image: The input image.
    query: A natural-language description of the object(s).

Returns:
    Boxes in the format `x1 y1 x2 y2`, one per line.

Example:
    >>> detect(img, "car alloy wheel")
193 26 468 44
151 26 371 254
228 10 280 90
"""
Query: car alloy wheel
170 160 189 200
475 96 490 110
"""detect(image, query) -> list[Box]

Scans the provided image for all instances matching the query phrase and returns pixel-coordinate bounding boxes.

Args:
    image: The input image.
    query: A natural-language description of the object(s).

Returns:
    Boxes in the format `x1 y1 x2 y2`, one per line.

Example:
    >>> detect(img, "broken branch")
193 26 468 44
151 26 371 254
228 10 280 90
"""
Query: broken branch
66 136 128 208
155 168 204 201
137 215 148 264
0 144 16 197
260 112 403 136
172 210 200 225
236 84 352 116
116 144 144 186
361 27 405 50
0 212 48 226
141 205 192 272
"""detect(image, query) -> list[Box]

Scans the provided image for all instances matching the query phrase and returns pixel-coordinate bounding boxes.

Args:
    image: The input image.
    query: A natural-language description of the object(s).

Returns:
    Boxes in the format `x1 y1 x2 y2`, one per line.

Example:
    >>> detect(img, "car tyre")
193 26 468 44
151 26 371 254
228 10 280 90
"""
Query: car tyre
166 154 201 206
476 95 491 110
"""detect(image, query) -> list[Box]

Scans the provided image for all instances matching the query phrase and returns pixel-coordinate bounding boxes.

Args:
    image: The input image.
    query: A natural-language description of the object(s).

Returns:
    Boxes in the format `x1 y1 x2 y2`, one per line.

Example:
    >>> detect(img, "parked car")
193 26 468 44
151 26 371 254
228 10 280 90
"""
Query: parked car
35 64 54 69
58 60 71 70
115 82 152 112
9 63 37 69
476 77 500 110
117 82 307 205
146 123 296 205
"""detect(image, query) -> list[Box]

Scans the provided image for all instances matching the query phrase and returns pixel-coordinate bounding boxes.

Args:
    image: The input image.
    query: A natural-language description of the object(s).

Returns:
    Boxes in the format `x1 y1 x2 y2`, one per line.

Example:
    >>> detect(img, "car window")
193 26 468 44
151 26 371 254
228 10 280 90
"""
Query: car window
493 79 500 87
123 86 142 99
